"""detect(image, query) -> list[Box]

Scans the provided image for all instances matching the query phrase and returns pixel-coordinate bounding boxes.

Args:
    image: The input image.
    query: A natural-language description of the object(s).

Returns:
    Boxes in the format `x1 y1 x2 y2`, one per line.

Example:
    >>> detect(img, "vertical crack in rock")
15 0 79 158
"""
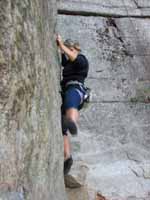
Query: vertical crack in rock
96 17 133 65
133 0 141 9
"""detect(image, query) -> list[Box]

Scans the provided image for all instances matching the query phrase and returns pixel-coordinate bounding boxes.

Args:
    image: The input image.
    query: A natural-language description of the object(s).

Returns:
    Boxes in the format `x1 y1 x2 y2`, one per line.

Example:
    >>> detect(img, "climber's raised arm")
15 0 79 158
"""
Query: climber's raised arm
56 34 78 62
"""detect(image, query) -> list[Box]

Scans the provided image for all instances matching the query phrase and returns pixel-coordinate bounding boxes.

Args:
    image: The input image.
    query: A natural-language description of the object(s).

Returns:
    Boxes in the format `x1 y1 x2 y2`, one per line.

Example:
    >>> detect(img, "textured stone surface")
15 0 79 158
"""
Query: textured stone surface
77 103 150 198
57 3 150 199
57 15 150 103
58 0 150 17
66 187 97 200
0 192 24 200
0 0 66 200
66 187 107 200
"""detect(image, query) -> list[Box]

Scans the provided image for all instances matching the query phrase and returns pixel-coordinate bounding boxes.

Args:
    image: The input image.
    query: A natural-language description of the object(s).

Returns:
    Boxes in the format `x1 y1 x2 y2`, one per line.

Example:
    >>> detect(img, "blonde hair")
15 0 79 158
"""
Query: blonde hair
64 39 81 51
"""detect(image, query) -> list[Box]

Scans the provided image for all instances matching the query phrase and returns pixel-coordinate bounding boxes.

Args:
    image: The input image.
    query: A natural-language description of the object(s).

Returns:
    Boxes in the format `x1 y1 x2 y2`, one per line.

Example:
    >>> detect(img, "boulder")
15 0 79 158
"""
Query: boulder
65 161 89 188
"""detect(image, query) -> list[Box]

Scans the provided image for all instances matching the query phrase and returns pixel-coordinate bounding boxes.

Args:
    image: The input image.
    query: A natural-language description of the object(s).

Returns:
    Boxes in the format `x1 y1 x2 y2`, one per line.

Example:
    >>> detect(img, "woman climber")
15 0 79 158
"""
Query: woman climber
56 34 89 175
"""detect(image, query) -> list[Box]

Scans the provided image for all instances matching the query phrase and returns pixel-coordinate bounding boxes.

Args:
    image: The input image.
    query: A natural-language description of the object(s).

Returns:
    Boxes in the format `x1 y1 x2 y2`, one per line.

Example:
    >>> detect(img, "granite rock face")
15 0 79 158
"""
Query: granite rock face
57 1 150 199
58 0 150 17
0 0 66 200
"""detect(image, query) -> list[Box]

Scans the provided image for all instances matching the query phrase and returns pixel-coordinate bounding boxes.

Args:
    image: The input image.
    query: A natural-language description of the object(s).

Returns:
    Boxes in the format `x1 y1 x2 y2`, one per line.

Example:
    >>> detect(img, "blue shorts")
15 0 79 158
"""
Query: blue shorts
63 86 85 110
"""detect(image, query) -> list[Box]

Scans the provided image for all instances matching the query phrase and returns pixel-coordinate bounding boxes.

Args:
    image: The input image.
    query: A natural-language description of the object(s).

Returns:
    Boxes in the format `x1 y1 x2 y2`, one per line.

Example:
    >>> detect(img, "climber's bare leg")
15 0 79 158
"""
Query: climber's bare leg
64 108 79 160
64 135 71 160
63 134 73 175
66 108 79 123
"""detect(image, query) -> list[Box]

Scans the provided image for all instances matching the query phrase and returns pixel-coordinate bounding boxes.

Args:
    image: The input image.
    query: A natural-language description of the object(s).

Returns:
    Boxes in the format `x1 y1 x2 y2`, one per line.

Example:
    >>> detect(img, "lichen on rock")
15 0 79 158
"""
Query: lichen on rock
0 0 66 200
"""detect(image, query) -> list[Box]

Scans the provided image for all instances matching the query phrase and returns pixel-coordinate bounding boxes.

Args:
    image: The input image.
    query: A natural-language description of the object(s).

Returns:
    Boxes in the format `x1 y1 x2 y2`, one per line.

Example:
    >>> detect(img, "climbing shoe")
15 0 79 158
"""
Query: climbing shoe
64 156 73 175
62 117 78 136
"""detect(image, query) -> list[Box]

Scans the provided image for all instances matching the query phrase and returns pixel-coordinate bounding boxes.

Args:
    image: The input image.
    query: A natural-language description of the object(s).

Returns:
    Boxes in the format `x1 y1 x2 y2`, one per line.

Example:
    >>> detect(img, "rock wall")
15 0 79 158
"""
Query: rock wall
57 1 150 199
0 0 67 200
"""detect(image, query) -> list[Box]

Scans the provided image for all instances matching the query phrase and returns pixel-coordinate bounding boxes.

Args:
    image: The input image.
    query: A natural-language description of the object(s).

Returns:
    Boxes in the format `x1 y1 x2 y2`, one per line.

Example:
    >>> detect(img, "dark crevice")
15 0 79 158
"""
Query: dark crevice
106 17 123 41
58 9 150 18
106 18 124 42
129 167 141 177
133 0 150 9
105 18 134 58
106 18 118 29
125 151 141 163
133 0 141 9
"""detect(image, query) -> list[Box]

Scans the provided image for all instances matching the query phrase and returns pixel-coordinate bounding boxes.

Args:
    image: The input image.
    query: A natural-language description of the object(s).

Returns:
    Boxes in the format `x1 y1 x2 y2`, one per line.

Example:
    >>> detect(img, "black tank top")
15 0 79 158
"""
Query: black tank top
61 53 89 87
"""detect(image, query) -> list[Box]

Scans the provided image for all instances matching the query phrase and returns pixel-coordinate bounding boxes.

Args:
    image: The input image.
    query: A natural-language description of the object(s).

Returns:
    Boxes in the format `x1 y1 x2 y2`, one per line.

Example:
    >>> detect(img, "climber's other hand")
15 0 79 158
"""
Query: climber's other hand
56 34 63 46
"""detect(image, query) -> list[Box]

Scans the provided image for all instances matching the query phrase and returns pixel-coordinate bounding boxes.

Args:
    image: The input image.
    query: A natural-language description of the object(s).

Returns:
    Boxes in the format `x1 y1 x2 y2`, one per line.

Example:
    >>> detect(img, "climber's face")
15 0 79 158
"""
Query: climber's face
69 47 79 54
69 47 74 51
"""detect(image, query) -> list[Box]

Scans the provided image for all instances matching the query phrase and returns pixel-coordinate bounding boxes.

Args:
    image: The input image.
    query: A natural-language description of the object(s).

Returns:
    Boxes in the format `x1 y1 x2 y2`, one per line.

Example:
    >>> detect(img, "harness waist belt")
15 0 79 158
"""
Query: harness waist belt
65 80 83 87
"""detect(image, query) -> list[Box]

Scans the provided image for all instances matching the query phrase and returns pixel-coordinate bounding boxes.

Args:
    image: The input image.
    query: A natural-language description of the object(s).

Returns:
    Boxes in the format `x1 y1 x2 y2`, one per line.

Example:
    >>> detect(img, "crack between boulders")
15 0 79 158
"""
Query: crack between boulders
58 9 150 18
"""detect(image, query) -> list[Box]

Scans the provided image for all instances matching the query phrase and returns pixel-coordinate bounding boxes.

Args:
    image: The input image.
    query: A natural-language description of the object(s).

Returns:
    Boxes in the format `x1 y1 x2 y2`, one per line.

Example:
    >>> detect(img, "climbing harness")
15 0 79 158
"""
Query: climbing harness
61 80 91 110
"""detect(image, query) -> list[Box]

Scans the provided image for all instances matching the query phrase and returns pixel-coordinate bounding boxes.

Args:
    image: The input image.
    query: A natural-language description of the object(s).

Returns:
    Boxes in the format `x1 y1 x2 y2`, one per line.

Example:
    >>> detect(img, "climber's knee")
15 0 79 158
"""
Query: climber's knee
62 114 78 136
66 108 79 123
